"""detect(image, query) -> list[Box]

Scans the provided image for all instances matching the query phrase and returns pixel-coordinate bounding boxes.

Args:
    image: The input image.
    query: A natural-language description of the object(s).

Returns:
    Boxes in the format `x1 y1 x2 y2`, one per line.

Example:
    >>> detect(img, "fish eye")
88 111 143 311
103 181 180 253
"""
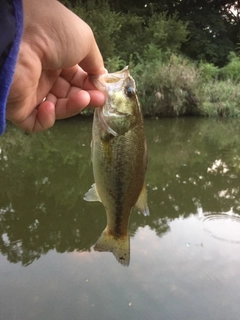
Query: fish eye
125 86 134 97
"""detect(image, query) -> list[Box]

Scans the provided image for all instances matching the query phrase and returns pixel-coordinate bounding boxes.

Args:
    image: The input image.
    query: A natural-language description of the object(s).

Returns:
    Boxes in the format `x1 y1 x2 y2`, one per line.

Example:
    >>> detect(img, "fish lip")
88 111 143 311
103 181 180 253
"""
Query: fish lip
90 66 133 92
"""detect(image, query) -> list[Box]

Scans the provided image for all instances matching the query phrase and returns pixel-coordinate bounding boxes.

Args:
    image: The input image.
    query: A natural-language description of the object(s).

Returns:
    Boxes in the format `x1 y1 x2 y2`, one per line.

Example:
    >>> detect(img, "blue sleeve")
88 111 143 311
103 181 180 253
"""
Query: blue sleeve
0 0 23 135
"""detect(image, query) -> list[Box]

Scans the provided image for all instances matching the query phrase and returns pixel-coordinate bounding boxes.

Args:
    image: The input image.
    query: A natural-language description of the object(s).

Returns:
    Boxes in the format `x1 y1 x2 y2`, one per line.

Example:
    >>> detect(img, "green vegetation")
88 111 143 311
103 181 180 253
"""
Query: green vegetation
61 0 240 118
134 54 240 118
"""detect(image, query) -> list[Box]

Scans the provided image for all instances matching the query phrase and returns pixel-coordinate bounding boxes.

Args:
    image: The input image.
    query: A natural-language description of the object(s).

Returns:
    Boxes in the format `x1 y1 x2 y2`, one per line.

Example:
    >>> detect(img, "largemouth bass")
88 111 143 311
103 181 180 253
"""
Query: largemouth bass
84 66 149 266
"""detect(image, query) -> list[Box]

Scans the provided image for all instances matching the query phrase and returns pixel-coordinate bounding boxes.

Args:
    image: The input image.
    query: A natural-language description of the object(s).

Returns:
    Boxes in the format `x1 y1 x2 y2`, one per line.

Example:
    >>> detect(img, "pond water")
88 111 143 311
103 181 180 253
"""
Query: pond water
1 117 240 320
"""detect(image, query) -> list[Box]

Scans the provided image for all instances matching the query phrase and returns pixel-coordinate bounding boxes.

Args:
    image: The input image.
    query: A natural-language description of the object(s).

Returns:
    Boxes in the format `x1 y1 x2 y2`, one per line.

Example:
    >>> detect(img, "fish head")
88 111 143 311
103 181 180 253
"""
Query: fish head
91 67 141 136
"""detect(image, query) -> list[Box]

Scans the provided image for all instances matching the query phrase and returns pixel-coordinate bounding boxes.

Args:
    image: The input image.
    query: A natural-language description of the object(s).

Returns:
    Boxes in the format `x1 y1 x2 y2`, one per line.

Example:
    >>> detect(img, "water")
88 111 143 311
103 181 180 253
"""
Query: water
1 117 240 320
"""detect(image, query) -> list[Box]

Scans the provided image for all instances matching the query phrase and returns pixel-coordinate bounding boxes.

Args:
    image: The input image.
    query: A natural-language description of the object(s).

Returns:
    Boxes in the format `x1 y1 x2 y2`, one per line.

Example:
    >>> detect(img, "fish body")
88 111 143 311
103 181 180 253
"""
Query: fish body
84 66 149 266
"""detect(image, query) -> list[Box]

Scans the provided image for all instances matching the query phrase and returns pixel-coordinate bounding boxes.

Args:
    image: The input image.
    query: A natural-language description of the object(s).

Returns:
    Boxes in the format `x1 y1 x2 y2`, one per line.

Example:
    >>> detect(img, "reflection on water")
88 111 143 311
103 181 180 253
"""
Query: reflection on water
1 117 240 320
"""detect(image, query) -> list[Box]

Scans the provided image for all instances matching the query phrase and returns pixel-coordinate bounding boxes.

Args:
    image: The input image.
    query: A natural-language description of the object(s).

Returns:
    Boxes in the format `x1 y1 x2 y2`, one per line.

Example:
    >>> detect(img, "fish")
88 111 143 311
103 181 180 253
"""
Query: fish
84 66 149 266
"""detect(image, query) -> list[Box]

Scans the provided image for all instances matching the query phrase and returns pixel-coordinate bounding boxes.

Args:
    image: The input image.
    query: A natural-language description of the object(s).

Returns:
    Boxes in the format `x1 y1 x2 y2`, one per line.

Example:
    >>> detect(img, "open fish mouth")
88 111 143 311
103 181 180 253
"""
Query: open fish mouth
91 66 134 91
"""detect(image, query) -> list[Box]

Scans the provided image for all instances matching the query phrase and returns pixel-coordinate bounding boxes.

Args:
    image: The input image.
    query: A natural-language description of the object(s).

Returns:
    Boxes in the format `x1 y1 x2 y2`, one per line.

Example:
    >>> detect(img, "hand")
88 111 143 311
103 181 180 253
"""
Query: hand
6 0 106 133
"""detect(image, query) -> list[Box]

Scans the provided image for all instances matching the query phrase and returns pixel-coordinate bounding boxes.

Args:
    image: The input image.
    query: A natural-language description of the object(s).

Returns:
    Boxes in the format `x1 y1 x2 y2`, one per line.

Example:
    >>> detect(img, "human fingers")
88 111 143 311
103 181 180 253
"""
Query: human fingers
57 66 104 92
10 101 56 133
45 89 105 119
48 67 106 107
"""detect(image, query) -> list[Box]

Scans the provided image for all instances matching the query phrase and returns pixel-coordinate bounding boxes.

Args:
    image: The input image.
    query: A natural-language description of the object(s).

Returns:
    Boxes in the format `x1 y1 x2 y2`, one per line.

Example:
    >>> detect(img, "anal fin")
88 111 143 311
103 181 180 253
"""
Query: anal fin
84 183 101 202
135 181 150 216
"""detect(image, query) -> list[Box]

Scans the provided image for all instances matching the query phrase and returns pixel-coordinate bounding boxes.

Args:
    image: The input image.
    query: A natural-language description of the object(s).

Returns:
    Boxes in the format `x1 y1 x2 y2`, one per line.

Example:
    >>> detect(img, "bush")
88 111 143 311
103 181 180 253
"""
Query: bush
219 52 240 82
198 61 219 82
133 55 201 116
201 80 240 117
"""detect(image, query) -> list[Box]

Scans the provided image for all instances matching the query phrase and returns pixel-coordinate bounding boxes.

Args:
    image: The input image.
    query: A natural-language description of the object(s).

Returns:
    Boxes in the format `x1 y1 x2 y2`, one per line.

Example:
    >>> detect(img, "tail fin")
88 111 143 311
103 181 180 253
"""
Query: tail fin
94 228 130 266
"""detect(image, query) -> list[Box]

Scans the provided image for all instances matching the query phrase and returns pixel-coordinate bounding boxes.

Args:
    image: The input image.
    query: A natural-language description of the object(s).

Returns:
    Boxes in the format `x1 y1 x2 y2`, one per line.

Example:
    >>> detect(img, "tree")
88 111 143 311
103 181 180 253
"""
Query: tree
108 0 239 66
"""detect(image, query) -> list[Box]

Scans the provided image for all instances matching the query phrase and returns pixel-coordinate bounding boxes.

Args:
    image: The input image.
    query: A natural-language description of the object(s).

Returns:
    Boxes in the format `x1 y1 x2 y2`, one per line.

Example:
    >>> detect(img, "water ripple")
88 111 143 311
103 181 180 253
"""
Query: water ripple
203 210 240 243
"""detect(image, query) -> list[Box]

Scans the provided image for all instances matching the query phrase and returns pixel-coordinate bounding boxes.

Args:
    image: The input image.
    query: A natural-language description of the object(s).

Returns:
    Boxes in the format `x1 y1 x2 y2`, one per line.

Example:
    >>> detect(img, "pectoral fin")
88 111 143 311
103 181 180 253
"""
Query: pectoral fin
135 182 150 216
84 183 102 202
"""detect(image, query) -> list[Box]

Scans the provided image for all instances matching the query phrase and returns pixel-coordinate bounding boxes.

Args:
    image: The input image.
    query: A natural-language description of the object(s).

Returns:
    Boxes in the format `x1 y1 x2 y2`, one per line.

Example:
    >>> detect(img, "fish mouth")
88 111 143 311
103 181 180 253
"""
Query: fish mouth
91 66 133 92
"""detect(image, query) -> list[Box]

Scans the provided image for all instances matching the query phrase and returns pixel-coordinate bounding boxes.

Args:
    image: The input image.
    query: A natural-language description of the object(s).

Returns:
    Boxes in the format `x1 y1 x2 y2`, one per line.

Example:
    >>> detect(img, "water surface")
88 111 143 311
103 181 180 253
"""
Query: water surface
1 117 240 320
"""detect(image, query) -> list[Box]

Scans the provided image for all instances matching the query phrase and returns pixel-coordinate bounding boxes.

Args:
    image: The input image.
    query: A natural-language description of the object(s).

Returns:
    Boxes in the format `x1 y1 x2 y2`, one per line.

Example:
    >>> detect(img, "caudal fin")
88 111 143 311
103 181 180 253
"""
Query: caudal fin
94 228 130 266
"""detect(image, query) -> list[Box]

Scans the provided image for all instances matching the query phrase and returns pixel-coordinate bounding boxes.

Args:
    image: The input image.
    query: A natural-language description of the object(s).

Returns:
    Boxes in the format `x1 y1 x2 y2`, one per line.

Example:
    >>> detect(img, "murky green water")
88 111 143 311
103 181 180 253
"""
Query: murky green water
1 117 240 320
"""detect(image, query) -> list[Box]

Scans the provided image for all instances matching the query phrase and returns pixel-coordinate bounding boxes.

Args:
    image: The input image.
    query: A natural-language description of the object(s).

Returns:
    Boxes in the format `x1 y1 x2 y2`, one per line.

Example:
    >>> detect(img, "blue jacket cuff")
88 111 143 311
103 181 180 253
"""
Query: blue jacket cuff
0 0 23 135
